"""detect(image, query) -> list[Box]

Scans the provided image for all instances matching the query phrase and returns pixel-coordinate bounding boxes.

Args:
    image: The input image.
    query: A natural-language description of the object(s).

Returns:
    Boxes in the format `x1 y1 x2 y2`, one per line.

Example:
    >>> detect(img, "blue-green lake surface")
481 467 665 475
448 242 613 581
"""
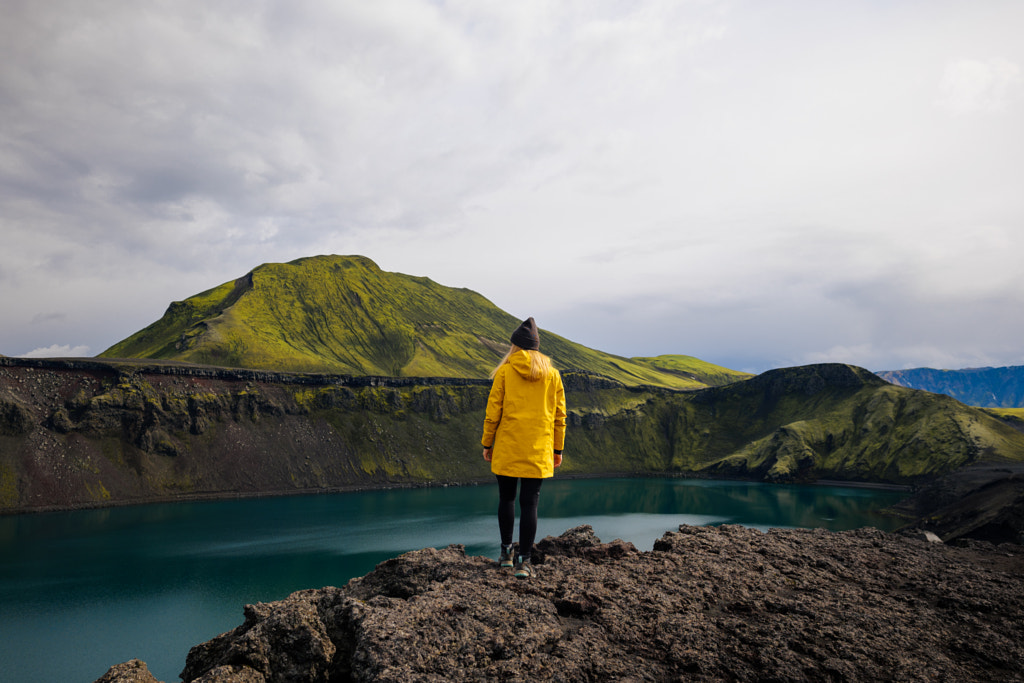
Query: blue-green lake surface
0 478 908 683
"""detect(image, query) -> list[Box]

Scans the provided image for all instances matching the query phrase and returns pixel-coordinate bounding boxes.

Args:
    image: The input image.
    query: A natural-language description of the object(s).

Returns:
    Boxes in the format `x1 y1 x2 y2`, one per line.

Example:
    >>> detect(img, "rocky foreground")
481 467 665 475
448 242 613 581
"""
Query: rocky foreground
97 524 1023 683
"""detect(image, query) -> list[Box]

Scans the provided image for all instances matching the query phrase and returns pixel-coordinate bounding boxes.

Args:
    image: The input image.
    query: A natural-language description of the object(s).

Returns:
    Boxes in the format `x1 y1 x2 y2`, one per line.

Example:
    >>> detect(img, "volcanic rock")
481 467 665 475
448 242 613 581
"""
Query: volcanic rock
94 659 160 683
97 524 1024 682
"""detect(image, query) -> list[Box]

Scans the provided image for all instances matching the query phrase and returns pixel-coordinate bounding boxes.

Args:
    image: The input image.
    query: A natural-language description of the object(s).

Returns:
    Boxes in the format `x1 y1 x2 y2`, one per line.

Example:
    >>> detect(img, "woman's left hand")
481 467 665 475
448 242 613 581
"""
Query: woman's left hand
482 447 493 462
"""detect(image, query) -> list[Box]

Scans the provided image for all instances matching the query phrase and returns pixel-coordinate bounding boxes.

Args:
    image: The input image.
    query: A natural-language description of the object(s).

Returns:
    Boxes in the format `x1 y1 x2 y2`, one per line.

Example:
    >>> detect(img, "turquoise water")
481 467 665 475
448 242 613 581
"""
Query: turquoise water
0 478 907 683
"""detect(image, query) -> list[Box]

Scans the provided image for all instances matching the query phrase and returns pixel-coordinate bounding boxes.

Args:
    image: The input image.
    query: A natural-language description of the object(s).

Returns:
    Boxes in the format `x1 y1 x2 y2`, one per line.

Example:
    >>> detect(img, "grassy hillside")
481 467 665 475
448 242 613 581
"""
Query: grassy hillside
980 407 1024 431
563 363 1024 484
683 365 1024 482
632 355 753 388
100 255 750 390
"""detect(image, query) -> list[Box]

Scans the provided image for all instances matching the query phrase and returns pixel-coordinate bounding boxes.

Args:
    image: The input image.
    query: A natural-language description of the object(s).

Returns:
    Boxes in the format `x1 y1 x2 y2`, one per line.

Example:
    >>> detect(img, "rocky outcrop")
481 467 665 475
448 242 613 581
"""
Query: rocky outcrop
95 524 1024 682
894 463 1024 544
94 659 161 683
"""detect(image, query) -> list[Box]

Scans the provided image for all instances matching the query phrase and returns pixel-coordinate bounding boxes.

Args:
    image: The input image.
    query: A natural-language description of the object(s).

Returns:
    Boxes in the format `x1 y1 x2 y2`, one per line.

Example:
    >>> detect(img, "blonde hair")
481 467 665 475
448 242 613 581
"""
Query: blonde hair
489 344 553 381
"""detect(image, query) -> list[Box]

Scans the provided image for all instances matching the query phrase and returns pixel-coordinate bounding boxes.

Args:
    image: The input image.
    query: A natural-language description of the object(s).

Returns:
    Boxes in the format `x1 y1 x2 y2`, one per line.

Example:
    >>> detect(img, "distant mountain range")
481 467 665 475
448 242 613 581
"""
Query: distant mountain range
876 366 1024 408
100 255 750 390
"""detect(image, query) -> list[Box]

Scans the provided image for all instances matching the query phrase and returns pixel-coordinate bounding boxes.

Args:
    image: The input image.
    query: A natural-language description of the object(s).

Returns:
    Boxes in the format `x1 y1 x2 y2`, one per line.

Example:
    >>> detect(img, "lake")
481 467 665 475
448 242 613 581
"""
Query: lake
0 477 908 683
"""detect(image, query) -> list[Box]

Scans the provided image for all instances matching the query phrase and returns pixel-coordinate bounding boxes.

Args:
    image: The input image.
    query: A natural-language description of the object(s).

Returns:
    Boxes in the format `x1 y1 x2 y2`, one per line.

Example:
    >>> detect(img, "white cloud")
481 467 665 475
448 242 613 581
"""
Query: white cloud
19 344 91 358
1 1 1024 373
938 58 1022 114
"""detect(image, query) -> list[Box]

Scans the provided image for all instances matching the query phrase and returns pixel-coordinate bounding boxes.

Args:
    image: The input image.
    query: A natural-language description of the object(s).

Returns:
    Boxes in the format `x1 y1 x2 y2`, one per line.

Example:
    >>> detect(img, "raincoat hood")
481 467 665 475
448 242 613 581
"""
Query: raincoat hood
508 349 534 380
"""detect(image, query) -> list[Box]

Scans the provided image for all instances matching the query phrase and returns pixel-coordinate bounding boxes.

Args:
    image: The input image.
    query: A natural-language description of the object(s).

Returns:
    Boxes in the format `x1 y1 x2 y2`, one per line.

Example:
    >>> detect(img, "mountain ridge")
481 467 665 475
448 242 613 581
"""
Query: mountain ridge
100 255 750 391
876 365 1024 408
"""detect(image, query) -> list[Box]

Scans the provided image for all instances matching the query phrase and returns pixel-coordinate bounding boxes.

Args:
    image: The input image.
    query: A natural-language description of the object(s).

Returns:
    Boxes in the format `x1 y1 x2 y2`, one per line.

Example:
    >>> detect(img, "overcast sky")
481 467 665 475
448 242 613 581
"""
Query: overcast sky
2 1 1022 373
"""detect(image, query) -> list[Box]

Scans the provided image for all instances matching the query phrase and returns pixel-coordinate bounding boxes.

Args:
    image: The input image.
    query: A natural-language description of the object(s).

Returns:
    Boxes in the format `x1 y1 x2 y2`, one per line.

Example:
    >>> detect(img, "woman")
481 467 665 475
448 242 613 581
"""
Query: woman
481 317 566 579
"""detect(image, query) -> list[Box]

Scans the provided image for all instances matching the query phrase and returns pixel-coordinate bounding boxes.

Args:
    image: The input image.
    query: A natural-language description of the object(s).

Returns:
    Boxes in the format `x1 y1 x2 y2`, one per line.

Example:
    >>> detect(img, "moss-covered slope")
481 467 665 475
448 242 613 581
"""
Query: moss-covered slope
563 363 1024 484
99 255 750 390
686 364 1024 482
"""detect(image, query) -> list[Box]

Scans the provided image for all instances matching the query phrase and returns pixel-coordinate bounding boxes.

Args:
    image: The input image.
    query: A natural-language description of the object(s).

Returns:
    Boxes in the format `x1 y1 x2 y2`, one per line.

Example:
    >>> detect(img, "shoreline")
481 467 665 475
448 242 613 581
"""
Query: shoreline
810 478 914 492
3 471 915 517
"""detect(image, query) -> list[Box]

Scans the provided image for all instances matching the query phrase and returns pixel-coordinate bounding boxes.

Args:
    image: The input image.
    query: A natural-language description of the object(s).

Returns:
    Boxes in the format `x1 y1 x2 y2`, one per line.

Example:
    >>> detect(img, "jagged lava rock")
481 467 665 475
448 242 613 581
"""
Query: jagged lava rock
94 659 160 683
97 524 1024 682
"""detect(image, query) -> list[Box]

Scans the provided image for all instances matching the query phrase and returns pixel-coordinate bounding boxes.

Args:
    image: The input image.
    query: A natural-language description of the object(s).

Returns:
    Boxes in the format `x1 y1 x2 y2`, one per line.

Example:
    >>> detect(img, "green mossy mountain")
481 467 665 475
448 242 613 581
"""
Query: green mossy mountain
99 255 749 390
565 363 1024 484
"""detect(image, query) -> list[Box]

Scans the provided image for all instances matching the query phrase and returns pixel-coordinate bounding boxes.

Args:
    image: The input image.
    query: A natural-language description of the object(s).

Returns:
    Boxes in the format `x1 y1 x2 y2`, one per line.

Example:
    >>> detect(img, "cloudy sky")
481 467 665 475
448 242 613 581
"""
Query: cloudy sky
2 1 1022 373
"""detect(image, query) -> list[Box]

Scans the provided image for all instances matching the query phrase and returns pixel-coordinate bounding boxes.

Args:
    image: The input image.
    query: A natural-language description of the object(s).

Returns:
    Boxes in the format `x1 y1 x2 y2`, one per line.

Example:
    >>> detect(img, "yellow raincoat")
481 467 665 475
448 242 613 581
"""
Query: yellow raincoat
481 350 567 479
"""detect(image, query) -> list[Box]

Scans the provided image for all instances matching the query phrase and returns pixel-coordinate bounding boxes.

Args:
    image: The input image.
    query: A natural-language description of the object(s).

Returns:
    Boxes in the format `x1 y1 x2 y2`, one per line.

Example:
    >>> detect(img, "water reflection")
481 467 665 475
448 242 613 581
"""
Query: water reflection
541 478 905 538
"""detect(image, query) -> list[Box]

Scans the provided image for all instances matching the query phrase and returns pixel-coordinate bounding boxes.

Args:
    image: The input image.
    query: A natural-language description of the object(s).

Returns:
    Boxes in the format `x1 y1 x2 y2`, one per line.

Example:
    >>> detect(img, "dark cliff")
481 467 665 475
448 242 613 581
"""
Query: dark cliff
95 524 1024 682
0 357 493 512
4 358 1024 514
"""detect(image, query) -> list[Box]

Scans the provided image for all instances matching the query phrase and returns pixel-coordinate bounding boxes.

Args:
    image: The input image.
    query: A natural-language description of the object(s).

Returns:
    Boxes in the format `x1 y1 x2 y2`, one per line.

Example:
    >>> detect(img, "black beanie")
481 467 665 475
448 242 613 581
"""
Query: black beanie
510 317 540 350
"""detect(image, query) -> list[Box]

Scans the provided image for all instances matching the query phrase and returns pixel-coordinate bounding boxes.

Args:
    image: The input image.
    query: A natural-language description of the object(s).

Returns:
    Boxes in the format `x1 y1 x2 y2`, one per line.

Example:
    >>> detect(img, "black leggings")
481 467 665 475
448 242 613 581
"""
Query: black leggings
496 475 543 558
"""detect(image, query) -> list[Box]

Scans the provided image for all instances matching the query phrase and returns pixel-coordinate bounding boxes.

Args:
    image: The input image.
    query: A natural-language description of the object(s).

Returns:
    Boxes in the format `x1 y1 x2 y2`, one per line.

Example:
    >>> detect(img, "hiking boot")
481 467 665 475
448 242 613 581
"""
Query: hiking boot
514 556 535 579
499 544 514 568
